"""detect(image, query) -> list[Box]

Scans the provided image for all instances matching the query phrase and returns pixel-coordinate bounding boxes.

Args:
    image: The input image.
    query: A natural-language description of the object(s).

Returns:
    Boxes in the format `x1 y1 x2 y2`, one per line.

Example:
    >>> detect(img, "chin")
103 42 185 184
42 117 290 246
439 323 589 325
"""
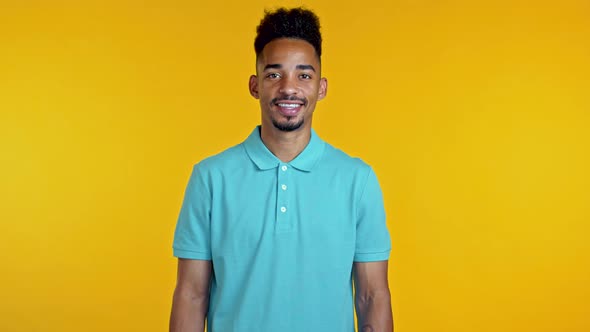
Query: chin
272 118 305 132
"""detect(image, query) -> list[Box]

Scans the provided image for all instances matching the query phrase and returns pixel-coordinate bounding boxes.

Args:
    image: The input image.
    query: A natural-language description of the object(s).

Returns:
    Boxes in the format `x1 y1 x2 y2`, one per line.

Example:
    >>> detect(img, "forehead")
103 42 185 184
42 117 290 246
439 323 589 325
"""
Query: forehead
257 38 320 68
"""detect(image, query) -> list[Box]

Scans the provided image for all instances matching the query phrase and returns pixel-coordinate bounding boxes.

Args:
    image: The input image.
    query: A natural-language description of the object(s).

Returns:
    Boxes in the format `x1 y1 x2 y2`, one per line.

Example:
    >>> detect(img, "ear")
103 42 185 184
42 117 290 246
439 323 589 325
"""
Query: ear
249 75 259 99
318 77 328 101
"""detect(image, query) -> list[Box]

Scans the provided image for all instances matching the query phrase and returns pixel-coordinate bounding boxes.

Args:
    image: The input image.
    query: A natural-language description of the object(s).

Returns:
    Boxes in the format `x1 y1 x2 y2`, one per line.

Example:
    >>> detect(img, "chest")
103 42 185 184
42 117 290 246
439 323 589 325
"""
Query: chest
208 168 358 255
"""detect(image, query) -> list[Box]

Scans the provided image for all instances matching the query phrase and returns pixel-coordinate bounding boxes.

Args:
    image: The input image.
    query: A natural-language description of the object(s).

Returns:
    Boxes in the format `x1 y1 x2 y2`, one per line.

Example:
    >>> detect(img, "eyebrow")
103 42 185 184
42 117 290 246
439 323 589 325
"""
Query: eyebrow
296 64 316 72
263 64 316 72
263 64 282 71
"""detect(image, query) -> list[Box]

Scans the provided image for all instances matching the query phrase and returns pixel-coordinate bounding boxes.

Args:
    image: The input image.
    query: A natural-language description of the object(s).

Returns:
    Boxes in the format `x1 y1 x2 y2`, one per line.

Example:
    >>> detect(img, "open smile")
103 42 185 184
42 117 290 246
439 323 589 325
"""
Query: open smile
272 97 306 117
275 102 303 117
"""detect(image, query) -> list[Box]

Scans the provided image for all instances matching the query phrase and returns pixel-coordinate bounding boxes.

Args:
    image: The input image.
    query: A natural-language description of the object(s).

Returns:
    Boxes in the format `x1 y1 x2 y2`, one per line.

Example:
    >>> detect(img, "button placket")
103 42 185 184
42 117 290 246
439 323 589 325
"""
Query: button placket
276 163 291 232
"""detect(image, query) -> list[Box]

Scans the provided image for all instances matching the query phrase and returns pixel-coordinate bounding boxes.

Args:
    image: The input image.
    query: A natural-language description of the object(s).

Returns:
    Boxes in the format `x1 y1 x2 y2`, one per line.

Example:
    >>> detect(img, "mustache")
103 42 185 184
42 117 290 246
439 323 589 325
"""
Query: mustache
271 95 307 106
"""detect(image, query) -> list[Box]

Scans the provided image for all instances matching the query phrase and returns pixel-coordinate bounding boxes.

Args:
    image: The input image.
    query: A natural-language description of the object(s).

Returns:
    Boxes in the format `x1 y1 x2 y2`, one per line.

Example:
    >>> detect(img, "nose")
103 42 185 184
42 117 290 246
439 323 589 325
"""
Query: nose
278 75 298 95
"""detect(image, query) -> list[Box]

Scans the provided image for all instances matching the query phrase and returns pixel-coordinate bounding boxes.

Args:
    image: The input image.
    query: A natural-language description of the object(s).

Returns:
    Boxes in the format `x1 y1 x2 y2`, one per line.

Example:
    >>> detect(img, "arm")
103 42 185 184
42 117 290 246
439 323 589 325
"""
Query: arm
353 260 393 332
170 258 212 332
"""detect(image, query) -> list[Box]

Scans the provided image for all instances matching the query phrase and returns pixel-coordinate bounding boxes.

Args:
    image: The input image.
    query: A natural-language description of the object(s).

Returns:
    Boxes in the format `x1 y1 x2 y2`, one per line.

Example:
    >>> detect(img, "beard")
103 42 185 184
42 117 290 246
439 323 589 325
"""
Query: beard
272 117 304 132
268 95 307 132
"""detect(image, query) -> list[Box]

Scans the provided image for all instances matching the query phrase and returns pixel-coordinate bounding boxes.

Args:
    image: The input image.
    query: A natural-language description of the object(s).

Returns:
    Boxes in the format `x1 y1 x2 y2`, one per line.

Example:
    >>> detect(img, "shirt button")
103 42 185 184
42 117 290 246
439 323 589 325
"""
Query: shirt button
280 206 287 213
281 184 287 191
281 165 288 171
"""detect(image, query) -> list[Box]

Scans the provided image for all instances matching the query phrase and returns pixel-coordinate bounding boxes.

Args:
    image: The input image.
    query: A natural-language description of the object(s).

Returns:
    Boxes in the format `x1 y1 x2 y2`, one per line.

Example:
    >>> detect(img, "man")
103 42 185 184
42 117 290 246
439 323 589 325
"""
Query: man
170 7 393 332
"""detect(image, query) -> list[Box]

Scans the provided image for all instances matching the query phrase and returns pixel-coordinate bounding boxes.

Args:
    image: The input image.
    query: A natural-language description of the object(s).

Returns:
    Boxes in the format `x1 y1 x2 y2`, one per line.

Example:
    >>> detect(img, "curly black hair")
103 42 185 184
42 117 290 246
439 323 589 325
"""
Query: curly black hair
254 7 322 60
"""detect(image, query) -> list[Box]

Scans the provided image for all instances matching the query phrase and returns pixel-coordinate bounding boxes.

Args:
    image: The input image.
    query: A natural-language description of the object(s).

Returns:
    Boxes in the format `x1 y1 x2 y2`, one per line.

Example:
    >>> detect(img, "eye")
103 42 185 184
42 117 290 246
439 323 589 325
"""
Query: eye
300 73 312 79
266 73 281 79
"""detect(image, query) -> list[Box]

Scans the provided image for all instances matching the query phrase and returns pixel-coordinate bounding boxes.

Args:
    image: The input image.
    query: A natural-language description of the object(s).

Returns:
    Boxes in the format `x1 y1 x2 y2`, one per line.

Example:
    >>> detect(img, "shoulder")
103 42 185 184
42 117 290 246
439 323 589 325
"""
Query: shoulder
320 142 373 175
315 141 381 202
192 143 248 175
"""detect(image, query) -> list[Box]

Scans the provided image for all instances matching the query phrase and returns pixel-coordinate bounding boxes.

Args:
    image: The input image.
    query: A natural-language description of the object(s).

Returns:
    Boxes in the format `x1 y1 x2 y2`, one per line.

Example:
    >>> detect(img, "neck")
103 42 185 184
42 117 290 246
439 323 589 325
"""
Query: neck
260 125 311 163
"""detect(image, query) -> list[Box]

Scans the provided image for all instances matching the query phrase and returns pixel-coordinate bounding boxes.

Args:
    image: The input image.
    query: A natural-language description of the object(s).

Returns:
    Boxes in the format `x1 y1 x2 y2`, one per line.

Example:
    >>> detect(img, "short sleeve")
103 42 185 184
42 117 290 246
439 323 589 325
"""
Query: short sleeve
354 167 391 262
172 164 212 260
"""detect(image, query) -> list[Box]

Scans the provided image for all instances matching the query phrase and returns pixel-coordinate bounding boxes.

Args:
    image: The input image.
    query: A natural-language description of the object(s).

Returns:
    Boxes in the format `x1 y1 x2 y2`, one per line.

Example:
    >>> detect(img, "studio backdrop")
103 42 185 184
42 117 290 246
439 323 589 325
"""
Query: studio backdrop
1 1 589 331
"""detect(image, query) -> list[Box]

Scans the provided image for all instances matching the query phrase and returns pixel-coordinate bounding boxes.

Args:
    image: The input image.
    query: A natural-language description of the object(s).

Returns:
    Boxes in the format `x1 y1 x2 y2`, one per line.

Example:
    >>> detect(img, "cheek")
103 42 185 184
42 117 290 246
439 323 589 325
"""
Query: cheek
306 81 320 91
304 86 320 99
259 83 278 96
259 93 274 106
259 91 272 101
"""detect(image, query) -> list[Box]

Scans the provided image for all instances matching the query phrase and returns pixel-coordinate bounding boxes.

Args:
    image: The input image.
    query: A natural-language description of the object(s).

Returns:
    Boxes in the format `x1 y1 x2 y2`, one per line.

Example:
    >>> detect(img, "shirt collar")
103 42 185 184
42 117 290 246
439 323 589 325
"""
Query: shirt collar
243 126 325 172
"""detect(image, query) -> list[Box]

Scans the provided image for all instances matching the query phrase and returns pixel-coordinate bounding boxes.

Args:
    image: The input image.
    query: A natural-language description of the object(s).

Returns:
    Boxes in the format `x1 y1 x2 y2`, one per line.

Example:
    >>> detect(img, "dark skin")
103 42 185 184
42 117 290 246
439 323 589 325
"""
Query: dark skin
169 259 211 331
249 38 327 162
354 260 394 332
170 37 393 331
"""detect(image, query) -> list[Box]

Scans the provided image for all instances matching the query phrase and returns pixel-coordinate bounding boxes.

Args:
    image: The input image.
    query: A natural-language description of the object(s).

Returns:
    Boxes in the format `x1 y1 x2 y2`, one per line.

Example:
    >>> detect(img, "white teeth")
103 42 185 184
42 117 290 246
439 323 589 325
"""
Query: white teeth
277 103 300 108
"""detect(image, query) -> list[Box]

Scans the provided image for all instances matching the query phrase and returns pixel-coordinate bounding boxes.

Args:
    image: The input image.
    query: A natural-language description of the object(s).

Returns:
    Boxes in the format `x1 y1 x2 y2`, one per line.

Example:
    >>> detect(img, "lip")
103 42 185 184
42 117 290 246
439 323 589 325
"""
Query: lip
275 99 304 105
275 102 303 117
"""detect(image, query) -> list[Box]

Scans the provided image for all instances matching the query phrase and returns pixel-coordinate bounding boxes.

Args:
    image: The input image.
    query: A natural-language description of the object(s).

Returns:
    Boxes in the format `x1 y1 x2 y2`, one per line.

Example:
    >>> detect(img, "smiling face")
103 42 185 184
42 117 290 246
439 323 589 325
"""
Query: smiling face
249 38 327 133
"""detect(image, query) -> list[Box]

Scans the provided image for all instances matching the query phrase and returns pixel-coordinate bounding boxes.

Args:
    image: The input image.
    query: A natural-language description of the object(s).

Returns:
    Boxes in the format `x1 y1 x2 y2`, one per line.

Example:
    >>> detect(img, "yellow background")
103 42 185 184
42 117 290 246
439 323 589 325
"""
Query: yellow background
1 0 589 331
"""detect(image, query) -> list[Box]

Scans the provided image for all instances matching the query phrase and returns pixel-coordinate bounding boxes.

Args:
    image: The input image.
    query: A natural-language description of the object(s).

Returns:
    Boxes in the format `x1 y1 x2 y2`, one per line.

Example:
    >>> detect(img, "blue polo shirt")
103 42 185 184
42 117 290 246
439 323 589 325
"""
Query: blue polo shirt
173 126 391 332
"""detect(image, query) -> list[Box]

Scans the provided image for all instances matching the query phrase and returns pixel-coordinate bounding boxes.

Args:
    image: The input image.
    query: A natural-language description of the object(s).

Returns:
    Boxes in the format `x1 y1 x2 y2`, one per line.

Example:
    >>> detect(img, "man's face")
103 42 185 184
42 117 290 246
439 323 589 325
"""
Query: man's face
249 38 327 133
